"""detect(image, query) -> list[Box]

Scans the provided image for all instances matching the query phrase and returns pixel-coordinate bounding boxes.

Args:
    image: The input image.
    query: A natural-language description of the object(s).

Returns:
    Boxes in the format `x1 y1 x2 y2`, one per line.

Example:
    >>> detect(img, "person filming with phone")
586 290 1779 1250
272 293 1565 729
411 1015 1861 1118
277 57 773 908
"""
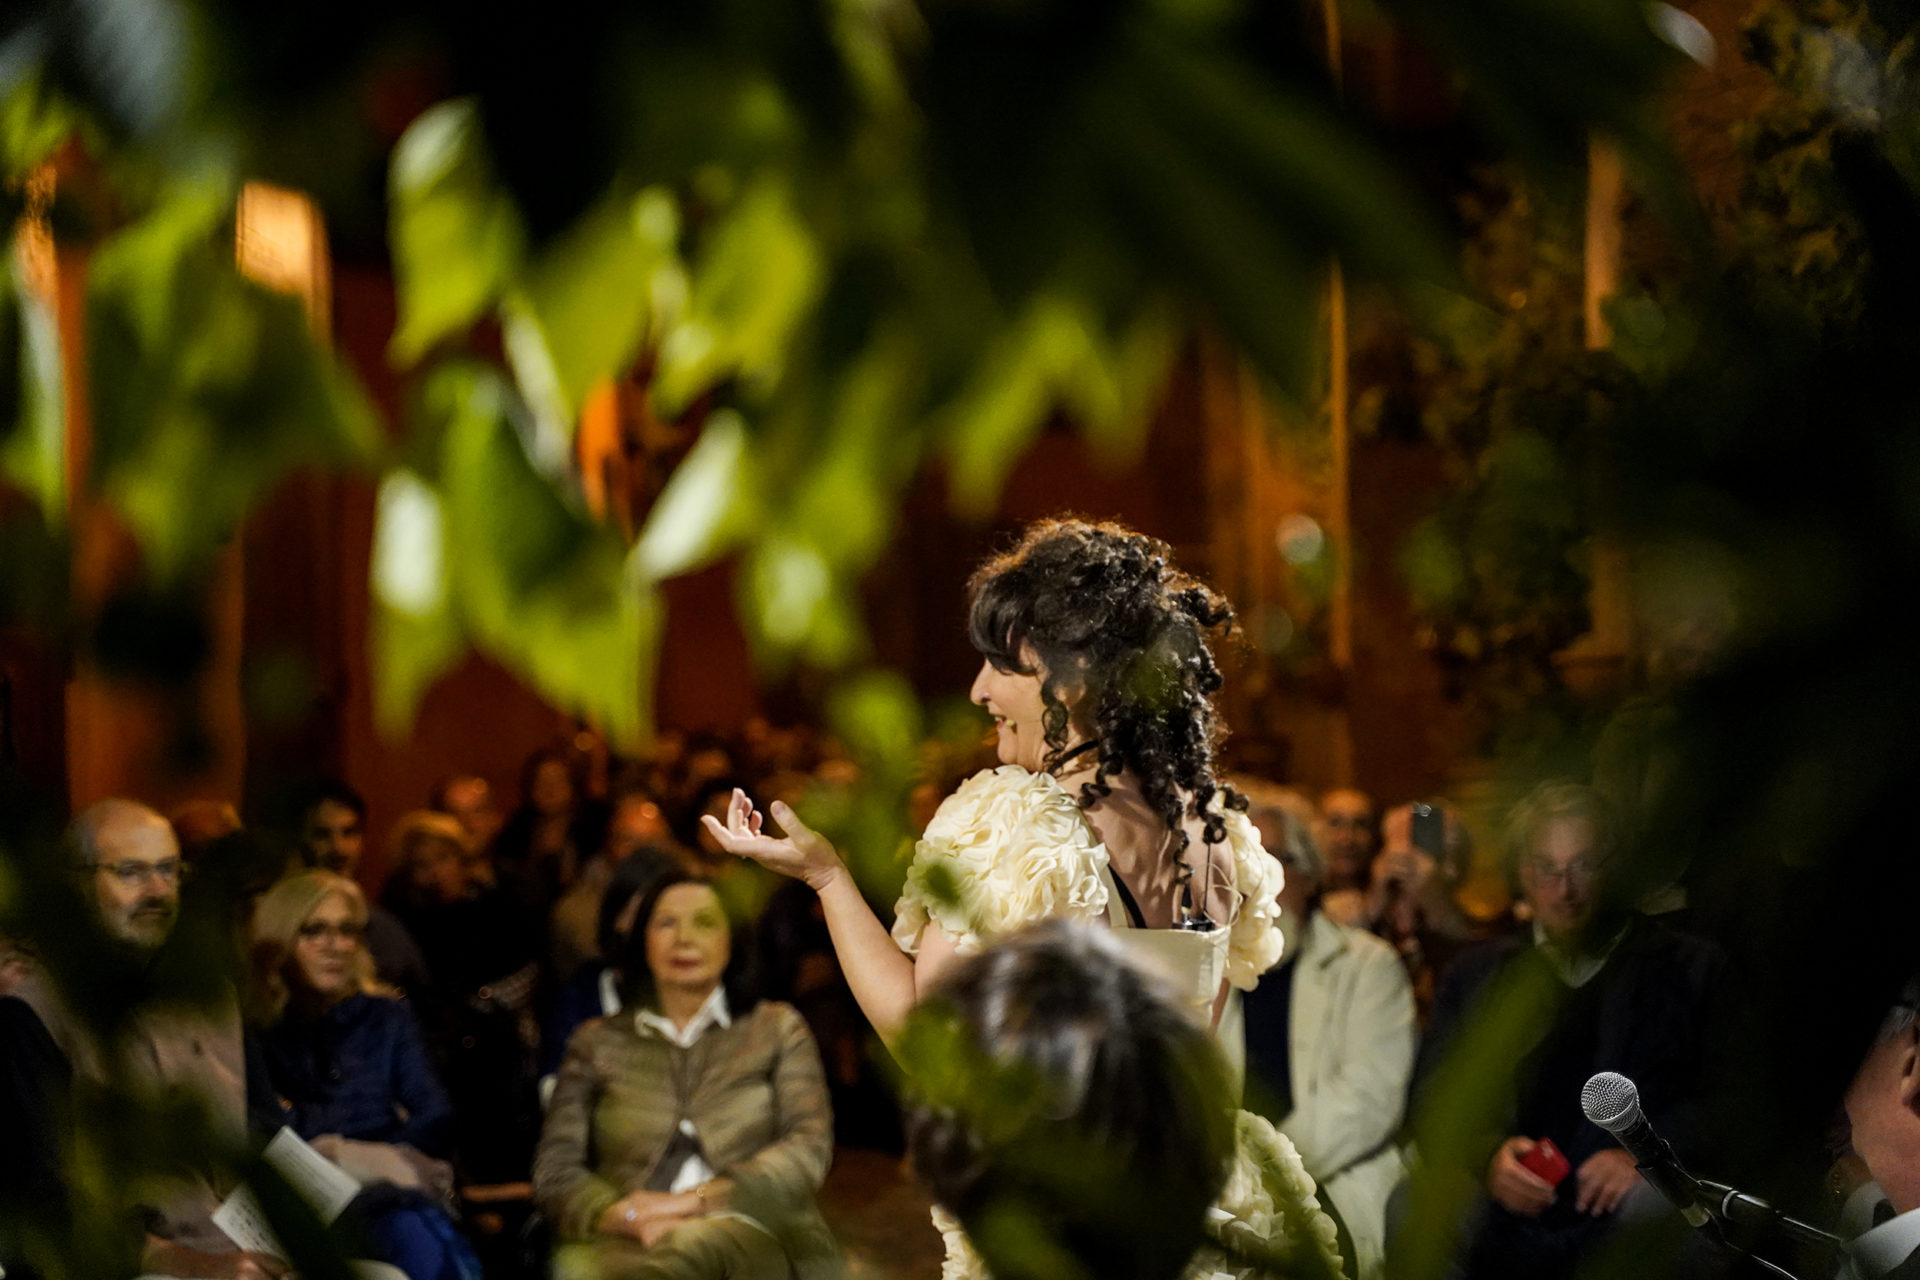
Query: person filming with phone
1401 781 1729 1280
1362 801 1481 1018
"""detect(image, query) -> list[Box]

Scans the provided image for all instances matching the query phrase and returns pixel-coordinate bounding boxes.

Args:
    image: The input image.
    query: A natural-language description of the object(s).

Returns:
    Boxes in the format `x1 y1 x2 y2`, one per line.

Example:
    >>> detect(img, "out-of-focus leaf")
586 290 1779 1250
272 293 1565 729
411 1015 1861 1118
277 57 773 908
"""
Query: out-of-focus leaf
1085 77 1320 396
389 99 526 365
503 183 681 428
744 531 862 668
634 408 754 580
1 250 66 521
429 362 660 749
1 75 77 173
1114 29 1452 290
87 184 381 579
653 176 823 414
827 668 923 774
941 294 1175 515
369 468 465 738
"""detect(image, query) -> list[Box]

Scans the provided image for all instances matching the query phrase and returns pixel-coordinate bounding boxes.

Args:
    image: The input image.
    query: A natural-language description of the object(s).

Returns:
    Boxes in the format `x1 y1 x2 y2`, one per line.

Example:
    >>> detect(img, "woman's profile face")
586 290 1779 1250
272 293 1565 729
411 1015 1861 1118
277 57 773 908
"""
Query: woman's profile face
971 655 1062 773
292 891 363 1005
644 883 731 996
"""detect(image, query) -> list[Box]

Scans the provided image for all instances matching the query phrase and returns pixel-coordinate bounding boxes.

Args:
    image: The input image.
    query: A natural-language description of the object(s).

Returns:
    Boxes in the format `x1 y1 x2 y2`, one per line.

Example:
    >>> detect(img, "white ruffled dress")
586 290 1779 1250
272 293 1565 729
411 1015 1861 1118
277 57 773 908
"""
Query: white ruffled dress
892 766 1348 1280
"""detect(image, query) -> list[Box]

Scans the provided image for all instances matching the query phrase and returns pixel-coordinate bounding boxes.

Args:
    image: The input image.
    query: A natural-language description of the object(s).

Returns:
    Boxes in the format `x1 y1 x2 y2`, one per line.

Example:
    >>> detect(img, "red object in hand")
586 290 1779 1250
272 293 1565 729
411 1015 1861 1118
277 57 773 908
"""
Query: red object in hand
1518 1137 1572 1188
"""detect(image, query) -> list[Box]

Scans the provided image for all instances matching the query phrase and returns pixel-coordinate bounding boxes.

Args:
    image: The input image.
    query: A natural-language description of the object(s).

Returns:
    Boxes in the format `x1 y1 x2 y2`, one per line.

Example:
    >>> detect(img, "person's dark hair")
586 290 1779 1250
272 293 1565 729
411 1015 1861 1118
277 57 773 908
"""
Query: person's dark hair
297 779 366 823
968 519 1245 850
517 745 581 807
903 920 1233 1280
596 844 679 959
615 871 761 1014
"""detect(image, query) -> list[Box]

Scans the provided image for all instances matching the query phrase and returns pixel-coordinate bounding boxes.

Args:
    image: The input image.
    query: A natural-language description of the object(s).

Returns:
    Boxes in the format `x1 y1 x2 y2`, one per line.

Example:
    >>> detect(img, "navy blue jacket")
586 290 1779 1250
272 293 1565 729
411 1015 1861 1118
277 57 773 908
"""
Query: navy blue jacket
250 993 454 1158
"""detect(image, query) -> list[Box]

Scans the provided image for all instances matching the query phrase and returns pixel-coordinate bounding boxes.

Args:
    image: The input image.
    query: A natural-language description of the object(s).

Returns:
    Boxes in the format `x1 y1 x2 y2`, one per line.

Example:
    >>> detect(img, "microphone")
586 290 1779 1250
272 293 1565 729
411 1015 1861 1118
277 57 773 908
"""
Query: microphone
1580 1071 1711 1228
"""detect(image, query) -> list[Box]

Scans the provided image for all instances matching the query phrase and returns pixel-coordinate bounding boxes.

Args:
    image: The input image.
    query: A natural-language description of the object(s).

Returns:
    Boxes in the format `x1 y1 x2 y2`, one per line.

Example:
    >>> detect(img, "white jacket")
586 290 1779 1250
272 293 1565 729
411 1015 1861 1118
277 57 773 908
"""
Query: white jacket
1270 910 1417 1280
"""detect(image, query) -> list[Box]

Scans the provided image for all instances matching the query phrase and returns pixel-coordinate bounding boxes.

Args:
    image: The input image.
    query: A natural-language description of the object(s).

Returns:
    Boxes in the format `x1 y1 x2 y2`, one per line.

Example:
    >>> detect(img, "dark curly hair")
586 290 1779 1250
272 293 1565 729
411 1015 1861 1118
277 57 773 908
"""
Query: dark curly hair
968 519 1245 887
903 921 1233 1280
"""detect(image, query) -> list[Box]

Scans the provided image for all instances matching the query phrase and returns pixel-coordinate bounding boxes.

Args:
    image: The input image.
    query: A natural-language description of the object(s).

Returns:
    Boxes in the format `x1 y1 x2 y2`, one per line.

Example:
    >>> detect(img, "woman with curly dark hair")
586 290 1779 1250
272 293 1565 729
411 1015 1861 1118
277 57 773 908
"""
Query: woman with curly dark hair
706 517 1345 1280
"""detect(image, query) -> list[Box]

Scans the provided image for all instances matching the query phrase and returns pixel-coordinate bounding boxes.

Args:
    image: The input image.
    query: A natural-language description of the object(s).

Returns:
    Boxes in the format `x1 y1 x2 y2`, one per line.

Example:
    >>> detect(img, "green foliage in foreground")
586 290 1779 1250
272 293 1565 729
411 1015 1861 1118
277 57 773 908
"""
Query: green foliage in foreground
2 0 1688 751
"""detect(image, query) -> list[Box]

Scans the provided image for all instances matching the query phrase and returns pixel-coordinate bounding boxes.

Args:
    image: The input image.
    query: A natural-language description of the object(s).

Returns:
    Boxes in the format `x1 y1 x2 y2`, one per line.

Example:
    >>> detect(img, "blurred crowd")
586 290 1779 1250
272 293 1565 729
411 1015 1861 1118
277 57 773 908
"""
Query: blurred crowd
3 730 1916 1280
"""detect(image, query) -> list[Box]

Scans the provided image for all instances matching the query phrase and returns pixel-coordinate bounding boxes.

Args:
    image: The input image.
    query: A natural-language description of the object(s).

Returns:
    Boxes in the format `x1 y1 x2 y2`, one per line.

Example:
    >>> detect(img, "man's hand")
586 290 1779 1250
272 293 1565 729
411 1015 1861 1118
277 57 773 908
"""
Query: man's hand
1486 1137 1557 1217
1573 1148 1642 1216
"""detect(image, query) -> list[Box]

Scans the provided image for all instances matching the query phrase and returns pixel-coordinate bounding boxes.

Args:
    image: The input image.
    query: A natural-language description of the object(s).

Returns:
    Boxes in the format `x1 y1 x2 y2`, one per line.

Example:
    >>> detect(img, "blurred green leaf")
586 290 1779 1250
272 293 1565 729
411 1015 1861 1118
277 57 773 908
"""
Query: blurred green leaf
388 99 526 365
653 175 823 414
503 184 681 427
369 467 465 738
942 294 1175 515
1 250 66 522
1 75 78 173
87 183 381 579
634 408 754 579
430 362 661 749
827 668 924 773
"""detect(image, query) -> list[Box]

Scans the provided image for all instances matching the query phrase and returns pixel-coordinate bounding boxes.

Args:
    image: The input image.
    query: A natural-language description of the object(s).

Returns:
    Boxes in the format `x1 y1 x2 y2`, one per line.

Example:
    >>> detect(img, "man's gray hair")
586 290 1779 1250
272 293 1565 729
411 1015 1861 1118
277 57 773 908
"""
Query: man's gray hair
1502 781 1617 880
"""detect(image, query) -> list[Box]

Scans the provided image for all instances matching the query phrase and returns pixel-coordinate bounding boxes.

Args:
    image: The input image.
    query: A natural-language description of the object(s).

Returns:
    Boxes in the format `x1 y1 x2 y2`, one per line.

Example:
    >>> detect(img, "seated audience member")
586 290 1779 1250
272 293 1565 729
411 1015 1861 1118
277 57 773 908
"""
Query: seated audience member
429 773 505 858
901 920 1248 1280
1404 781 1727 1280
383 811 543 1184
539 847 681 1096
533 873 838 1280
1316 788 1380 928
1364 801 1482 1017
495 747 599 919
1 799 284 1279
1839 980 1920 1279
1241 795 1414 1280
296 781 432 1003
549 786 675 982
246 870 479 1280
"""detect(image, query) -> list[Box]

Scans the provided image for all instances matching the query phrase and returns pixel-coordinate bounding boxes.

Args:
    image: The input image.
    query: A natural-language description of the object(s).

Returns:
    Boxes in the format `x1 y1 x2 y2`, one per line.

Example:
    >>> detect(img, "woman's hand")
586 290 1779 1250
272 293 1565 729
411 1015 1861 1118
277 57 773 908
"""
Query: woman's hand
598 1188 696 1241
701 790 845 892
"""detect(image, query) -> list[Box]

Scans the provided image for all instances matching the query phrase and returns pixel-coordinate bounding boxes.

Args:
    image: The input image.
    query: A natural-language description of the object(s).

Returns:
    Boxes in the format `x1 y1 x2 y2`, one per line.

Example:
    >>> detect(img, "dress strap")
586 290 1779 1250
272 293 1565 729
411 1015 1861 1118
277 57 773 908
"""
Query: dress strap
1108 869 1149 930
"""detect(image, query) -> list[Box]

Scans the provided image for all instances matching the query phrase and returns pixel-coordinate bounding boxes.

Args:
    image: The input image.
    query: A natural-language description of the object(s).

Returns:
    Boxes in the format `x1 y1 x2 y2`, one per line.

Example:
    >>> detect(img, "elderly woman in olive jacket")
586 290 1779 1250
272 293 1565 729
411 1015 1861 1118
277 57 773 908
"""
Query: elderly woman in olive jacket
533 874 837 1280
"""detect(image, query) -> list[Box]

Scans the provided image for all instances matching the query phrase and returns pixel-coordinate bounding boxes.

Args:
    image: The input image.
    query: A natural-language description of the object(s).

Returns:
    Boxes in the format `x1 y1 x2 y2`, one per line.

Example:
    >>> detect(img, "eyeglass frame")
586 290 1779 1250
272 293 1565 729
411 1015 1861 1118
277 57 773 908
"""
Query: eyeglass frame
86 858 186 889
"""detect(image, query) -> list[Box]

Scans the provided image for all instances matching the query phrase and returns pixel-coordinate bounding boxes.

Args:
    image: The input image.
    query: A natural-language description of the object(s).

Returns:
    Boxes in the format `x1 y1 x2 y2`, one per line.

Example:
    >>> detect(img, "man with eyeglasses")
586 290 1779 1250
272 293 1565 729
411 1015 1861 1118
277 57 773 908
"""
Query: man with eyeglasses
1 798 286 1279
1400 781 1729 1280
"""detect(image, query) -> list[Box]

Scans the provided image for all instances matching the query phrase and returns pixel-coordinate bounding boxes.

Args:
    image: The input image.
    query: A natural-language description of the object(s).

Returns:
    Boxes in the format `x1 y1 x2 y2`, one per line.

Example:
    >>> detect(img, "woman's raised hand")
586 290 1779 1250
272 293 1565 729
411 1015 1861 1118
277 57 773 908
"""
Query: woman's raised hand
701 789 846 892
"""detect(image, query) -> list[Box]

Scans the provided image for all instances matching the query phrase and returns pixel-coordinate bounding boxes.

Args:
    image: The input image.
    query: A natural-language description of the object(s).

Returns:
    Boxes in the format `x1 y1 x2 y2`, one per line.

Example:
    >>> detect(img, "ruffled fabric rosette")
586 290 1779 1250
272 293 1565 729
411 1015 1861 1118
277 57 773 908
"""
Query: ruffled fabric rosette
1192 1112 1348 1280
892 766 1111 955
1219 806 1288 990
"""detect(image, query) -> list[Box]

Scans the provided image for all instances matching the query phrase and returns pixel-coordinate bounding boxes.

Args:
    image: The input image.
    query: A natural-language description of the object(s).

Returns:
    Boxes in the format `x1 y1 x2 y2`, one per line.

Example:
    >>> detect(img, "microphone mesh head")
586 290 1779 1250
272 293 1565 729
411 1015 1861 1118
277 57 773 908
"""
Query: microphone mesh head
1582 1072 1641 1133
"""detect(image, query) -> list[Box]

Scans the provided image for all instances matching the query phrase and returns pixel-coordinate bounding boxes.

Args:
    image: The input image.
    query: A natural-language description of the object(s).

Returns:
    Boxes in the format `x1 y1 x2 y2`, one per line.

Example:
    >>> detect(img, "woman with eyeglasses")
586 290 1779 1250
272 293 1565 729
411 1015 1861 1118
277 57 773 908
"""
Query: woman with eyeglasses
246 870 479 1280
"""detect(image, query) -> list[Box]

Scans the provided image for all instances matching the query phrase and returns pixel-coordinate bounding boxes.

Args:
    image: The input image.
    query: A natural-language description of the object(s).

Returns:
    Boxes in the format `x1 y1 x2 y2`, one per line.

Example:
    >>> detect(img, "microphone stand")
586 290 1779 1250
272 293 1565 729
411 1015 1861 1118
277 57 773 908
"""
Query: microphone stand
1694 1179 1845 1252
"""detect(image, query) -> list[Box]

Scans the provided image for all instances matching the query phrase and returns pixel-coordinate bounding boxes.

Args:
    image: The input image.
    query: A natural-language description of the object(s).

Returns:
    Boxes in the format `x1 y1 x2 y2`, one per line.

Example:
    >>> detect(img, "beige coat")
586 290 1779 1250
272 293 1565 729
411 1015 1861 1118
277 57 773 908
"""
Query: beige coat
533 999 838 1279
1274 911 1416 1280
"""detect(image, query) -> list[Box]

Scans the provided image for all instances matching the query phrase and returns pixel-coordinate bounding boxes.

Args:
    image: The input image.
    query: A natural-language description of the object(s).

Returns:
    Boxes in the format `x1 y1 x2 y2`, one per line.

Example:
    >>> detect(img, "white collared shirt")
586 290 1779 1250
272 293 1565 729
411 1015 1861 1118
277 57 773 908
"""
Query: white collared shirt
1844 1205 1920 1279
1532 921 1627 989
634 985 732 1050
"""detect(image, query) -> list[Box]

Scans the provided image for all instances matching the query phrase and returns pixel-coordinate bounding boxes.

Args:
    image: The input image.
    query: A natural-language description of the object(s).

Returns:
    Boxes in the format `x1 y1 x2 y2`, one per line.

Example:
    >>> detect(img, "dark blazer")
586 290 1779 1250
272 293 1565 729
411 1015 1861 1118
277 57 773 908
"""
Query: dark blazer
251 992 454 1157
1413 914 1729 1177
